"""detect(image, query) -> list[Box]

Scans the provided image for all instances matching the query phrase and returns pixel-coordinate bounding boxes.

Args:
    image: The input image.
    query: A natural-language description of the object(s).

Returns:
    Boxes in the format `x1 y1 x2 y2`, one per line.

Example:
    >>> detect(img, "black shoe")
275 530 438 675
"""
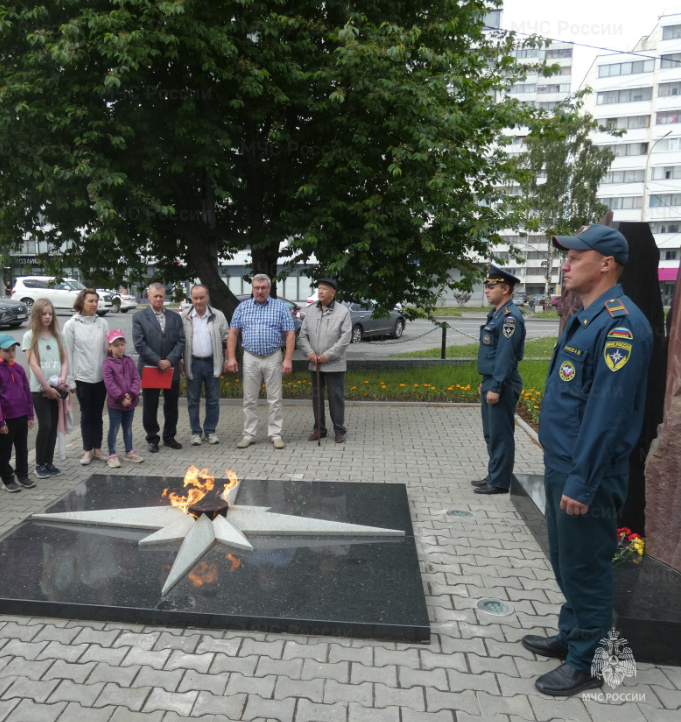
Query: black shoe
46 464 62 476
3 480 20 493
35 464 51 479
471 477 489 487
17 477 36 489
535 662 603 697
163 439 182 450
522 635 569 660
474 484 509 495
148 442 159 453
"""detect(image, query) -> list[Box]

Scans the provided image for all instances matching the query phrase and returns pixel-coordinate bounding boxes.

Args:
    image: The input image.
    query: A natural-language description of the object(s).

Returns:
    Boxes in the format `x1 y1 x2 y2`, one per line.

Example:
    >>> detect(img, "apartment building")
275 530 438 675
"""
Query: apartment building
582 11 681 304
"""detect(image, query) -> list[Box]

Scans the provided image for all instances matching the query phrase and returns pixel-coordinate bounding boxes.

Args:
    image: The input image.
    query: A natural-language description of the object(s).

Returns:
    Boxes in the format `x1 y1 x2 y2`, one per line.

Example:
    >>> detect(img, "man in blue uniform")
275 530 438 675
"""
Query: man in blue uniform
473 265 526 495
522 224 653 696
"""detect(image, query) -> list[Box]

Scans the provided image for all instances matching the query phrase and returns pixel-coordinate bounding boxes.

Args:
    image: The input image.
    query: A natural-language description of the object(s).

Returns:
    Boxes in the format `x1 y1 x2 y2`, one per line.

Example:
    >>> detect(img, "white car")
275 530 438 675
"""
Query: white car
97 289 137 313
12 276 113 315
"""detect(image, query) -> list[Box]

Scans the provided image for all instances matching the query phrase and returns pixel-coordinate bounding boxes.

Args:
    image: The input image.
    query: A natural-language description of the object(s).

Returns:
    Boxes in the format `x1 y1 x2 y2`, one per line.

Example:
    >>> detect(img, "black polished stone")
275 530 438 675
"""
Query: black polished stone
511 472 681 664
0 475 430 642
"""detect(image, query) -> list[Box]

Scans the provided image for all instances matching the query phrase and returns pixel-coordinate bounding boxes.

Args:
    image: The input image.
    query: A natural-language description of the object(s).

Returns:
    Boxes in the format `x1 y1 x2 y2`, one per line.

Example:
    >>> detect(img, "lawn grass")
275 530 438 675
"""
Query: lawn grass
187 361 551 424
390 334 558 359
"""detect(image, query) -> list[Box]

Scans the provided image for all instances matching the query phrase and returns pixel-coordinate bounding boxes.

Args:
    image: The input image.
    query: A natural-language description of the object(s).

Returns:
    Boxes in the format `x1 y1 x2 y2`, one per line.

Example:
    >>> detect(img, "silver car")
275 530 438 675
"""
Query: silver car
346 302 406 343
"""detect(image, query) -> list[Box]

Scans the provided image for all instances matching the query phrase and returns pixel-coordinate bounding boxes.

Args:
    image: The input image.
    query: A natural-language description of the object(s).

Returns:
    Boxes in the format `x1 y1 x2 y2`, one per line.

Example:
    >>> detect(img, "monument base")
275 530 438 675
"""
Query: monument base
0 474 430 643
511 473 681 665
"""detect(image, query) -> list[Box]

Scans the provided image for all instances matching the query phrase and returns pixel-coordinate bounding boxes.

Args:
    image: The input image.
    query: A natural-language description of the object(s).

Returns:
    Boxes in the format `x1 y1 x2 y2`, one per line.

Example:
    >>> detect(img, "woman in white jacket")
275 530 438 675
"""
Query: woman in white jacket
63 289 109 465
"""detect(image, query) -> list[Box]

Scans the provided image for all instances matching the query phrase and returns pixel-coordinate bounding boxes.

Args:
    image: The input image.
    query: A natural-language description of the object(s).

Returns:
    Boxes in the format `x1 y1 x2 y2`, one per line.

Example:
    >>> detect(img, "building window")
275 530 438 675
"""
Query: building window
598 60 655 77
662 24 681 40
605 115 650 130
649 222 681 233
509 83 537 94
661 53 681 69
650 193 681 207
536 83 571 94
537 101 560 110
663 250 679 260
600 196 643 210
602 170 646 183
651 136 681 153
657 110 681 124
600 142 649 157
597 87 653 105
651 165 681 180
545 48 573 59
658 82 681 97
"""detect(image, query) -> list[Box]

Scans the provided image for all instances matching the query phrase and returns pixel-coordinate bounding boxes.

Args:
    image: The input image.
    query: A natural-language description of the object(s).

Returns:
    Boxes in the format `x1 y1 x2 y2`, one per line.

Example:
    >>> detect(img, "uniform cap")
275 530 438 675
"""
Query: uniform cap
552 224 629 264
485 264 520 286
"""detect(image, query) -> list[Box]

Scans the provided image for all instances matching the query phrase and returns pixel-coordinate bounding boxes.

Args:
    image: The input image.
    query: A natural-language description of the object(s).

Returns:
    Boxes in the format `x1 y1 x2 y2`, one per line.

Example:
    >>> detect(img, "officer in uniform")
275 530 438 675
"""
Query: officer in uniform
473 265 526 495
522 224 653 696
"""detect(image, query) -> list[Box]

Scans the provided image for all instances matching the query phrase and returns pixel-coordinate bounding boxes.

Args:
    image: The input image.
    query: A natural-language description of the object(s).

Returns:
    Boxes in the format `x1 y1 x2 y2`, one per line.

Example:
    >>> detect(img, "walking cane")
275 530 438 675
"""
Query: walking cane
315 359 322 447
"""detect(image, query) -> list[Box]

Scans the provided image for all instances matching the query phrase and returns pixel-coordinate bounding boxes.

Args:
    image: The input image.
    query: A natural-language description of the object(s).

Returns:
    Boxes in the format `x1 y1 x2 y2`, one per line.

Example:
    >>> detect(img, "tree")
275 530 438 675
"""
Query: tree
0 0 544 318
515 98 616 300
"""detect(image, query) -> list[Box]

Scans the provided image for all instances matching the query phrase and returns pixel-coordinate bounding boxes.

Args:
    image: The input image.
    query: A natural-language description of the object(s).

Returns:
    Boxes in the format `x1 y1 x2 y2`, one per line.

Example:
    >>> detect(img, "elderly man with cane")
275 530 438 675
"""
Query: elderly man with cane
298 279 352 443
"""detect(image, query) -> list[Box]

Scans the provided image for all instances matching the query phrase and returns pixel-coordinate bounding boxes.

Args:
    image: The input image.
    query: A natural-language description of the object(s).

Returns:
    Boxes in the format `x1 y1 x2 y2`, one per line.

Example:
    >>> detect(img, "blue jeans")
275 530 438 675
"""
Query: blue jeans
107 408 135 456
187 359 221 436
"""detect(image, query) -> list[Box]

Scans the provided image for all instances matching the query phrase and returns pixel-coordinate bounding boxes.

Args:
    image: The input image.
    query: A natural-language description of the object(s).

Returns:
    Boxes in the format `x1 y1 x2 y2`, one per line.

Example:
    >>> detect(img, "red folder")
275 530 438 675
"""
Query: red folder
141 366 173 389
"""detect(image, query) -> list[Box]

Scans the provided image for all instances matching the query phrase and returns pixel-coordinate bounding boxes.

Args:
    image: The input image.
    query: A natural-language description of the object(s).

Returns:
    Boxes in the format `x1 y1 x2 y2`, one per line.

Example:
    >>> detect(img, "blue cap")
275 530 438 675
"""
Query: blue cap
0 334 19 349
485 264 520 286
553 224 629 265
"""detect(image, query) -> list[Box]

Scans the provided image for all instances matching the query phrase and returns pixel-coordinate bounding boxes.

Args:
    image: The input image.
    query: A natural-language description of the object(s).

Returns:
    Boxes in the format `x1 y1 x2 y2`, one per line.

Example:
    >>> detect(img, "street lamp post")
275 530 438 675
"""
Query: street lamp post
643 129 672 222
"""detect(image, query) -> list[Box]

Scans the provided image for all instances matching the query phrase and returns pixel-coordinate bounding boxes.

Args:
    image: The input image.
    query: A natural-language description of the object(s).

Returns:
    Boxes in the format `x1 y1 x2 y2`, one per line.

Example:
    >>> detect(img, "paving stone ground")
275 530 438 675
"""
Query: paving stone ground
0 398 678 721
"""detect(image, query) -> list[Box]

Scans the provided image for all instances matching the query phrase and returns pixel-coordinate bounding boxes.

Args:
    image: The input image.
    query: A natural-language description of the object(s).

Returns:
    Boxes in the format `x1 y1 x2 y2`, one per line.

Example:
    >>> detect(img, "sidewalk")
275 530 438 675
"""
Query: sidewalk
0 399 678 722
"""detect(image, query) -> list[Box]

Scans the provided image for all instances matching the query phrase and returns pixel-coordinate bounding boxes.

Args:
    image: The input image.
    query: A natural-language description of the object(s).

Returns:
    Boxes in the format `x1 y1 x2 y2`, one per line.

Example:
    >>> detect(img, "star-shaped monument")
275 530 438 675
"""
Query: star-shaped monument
33 468 405 595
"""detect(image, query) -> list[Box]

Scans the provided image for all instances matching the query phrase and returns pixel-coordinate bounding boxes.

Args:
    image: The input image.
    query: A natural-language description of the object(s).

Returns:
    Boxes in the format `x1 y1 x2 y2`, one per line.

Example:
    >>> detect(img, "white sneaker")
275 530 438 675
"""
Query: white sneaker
237 437 254 449
206 434 219 445
191 435 202 446
124 451 144 463
272 437 285 450
107 455 121 469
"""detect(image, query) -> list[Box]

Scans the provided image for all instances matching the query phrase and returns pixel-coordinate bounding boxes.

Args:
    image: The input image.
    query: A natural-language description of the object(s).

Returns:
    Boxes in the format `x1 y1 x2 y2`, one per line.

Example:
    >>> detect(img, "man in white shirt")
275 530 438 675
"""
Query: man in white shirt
181 285 229 445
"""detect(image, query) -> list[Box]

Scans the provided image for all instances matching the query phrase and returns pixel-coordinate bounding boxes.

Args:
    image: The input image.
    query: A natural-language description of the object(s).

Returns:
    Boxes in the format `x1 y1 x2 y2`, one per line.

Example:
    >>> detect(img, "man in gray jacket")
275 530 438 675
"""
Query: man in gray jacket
298 279 352 443
180 284 230 446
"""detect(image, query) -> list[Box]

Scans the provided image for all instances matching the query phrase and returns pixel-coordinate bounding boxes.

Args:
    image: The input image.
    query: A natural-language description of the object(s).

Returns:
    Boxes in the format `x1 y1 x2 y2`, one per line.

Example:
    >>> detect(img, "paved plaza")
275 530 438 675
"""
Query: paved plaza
0 398 679 722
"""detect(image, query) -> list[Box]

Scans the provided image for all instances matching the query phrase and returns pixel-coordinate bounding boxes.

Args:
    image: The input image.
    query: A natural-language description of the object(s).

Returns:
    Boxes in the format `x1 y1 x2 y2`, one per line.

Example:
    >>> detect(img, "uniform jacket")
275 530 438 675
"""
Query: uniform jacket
103 355 141 411
63 313 109 386
132 306 185 382
477 300 526 393
181 305 230 379
0 361 33 423
298 301 352 372
539 284 653 505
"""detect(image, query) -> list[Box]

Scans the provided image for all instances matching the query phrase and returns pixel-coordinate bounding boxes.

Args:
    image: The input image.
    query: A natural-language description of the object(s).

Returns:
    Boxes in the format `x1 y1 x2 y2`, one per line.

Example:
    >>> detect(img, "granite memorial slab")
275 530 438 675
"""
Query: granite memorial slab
0 474 430 642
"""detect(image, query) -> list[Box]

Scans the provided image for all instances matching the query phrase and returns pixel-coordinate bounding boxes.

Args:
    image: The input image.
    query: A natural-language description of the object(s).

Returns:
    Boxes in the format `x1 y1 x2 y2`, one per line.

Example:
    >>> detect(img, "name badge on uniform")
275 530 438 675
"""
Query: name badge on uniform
502 318 516 338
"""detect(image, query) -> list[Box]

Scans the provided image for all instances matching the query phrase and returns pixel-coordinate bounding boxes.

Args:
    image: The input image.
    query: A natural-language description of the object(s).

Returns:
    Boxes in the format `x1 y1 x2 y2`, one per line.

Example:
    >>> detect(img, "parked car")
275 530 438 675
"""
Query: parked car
0 298 29 328
551 295 561 308
97 289 137 313
12 276 113 315
528 294 545 309
512 292 527 307
345 302 406 344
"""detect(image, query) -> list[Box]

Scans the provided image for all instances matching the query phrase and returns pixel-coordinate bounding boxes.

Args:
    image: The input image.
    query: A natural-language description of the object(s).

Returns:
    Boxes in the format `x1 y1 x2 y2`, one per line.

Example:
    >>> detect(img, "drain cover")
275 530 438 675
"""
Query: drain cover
446 510 473 517
477 598 515 616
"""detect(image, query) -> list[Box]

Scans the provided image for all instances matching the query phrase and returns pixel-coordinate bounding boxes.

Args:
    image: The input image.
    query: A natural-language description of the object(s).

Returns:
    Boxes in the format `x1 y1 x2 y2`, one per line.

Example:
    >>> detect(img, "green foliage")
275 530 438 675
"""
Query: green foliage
0 0 546 317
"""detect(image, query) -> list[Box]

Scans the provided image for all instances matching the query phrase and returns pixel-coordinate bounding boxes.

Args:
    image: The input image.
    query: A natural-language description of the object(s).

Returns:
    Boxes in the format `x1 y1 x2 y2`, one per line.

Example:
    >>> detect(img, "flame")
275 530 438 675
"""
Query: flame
226 553 241 572
188 561 218 587
162 466 239 513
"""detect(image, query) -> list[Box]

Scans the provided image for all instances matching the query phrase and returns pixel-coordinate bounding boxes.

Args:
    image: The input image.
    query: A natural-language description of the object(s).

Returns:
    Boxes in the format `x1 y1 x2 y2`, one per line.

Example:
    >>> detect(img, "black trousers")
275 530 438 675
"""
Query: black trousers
142 380 180 443
310 370 346 435
75 380 107 451
32 392 59 466
0 415 29 482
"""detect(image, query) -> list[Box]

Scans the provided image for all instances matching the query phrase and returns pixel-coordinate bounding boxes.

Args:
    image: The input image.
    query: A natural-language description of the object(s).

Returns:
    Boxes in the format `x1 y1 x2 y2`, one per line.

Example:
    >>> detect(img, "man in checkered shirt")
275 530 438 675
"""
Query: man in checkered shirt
226 274 295 449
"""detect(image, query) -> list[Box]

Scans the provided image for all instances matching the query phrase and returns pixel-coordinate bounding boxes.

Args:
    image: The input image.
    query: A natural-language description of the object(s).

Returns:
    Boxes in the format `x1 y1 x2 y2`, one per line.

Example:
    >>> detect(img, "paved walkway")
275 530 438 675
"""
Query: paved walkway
0 399 678 722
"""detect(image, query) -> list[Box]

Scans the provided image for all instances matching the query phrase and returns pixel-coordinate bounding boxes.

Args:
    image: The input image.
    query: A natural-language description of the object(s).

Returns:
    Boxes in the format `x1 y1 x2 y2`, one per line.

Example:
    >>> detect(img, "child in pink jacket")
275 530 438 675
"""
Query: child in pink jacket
102 330 143 468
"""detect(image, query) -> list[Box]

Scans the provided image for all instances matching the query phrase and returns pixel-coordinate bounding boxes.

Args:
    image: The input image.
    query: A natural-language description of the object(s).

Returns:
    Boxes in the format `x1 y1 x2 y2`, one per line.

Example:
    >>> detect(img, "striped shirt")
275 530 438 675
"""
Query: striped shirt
231 297 295 356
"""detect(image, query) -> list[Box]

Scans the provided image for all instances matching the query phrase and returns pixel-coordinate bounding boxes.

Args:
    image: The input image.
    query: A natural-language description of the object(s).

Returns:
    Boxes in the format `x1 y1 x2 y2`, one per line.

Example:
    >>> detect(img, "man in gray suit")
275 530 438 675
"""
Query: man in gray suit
132 283 185 453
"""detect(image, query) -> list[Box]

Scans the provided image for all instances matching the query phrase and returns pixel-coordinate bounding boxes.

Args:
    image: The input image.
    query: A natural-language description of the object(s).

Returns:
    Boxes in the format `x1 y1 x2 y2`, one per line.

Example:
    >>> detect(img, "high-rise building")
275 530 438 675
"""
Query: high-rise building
581 11 681 304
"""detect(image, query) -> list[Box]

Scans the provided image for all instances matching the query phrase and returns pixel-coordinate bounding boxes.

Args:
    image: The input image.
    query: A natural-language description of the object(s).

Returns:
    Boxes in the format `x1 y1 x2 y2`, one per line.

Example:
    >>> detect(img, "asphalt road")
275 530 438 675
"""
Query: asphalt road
5 307 558 456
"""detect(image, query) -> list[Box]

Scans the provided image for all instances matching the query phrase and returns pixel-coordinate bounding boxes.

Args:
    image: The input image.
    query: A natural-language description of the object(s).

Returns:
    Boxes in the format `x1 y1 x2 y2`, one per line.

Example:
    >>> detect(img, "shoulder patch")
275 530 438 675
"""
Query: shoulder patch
503 316 516 323
503 307 511 315
502 321 516 338
607 326 633 341
605 298 629 318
